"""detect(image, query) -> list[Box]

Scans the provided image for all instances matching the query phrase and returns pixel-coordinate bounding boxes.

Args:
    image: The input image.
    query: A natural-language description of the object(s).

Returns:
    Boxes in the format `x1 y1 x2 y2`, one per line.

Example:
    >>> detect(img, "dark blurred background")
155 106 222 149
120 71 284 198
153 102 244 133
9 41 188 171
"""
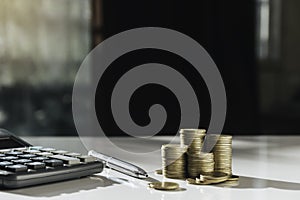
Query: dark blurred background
0 0 299 136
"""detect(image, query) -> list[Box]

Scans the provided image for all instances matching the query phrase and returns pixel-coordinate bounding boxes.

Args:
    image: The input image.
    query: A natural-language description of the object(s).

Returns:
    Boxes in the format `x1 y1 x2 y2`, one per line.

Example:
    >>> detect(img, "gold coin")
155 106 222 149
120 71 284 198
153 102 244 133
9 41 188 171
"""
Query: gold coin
227 175 239 181
179 128 206 134
186 178 211 185
216 180 239 187
162 144 188 150
200 172 229 180
148 182 179 190
197 177 228 184
155 169 162 175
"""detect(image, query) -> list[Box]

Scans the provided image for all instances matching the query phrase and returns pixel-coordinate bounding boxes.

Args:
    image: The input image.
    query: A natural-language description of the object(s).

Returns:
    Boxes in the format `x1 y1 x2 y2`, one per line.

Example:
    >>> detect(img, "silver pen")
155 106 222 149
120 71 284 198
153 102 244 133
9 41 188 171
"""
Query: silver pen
88 150 148 179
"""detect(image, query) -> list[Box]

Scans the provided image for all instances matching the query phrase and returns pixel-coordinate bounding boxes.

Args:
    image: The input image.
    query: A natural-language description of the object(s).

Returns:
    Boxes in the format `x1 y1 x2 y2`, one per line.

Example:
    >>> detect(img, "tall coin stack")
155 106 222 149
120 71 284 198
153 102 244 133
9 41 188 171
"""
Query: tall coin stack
208 134 233 175
161 144 188 179
187 152 214 178
180 129 207 178
179 129 206 154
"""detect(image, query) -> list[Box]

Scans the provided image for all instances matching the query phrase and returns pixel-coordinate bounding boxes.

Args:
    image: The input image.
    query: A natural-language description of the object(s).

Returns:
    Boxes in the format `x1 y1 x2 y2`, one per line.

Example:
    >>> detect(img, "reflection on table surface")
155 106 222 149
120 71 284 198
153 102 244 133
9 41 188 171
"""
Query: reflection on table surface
0 136 299 200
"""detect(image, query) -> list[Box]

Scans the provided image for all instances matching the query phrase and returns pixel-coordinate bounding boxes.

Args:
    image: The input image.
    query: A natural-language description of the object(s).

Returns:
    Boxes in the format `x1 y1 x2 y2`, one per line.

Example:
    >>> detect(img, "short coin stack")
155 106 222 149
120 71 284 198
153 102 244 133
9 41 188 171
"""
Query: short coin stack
208 134 233 175
161 144 188 179
187 152 214 178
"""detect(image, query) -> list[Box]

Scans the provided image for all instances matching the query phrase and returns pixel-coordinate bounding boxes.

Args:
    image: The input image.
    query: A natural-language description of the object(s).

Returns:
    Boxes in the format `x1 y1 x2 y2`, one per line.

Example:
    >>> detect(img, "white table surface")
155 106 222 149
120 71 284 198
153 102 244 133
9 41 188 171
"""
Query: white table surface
1 135 300 200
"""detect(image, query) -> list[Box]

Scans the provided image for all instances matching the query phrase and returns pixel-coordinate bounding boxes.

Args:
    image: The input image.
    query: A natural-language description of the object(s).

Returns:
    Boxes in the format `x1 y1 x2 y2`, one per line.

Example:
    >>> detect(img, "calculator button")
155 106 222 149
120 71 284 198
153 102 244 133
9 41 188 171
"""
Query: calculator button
6 151 24 156
24 150 41 154
26 162 46 169
36 152 53 157
50 155 80 165
12 159 32 164
44 159 63 167
52 150 69 155
31 156 49 161
13 147 27 152
29 146 43 150
0 149 13 153
0 156 19 161
6 164 28 172
65 152 81 157
0 170 14 175
18 154 37 159
40 148 56 152
78 155 96 163
0 161 13 169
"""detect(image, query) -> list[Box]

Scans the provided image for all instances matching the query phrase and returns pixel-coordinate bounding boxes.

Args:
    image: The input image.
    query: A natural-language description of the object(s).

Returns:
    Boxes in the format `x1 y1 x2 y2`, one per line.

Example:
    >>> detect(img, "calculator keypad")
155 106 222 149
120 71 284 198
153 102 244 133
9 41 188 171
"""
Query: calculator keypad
0 147 97 175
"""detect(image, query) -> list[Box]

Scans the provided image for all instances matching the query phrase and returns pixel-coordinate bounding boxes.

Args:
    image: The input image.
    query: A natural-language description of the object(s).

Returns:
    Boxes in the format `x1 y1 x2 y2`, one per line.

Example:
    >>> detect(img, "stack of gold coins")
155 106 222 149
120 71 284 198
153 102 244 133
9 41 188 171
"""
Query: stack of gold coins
208 134 233 175
187 152 214 178
179 129 206 154
161 144 188 179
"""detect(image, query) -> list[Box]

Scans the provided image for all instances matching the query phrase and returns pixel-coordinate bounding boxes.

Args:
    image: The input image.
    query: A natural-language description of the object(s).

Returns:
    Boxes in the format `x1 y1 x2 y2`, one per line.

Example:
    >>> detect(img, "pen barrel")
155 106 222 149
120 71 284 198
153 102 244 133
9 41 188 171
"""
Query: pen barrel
88 150 147 178
108 162 140 177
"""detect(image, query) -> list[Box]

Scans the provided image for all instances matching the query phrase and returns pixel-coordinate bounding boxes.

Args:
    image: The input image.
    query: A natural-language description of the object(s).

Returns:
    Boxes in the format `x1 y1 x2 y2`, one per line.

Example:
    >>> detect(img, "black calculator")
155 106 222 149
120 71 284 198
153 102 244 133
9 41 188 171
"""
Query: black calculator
0 129 104 189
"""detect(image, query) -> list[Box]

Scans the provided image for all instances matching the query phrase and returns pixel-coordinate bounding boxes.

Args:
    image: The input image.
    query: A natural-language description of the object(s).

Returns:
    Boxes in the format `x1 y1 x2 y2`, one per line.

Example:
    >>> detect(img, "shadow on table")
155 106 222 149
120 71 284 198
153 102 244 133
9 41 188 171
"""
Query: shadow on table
3 175 162 197
3 174 120 197
217 176 300 190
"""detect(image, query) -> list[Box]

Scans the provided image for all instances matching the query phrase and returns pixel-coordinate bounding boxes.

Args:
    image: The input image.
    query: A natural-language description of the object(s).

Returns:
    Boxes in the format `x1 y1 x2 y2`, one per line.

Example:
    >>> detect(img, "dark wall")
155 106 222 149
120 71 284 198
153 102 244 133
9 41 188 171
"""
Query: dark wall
95 0 259 135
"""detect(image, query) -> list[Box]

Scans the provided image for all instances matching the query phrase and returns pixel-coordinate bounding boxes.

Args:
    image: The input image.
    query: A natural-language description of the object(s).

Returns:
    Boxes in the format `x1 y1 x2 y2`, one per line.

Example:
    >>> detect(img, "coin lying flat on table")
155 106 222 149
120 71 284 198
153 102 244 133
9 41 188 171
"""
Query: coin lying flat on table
227 175 239 181
200 172 228 180
199 172 229 184
187 172 230 185
187 178 227 185
148 182 179 190
216 180 239 187
197 177 227 184
186 178 212 185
